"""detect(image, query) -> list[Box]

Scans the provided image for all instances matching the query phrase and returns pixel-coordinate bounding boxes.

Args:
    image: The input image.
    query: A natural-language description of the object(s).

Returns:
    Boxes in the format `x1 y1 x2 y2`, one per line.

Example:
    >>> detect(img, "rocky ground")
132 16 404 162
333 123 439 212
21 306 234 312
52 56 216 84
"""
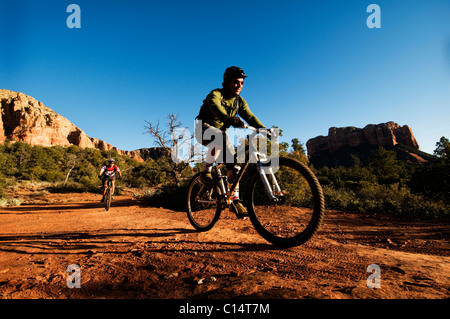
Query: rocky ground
0 189 448 306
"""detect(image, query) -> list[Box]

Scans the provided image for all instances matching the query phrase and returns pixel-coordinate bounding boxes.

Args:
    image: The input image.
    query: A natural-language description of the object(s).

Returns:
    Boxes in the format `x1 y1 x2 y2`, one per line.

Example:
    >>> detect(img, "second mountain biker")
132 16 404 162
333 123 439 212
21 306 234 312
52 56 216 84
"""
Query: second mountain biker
99 158 122 202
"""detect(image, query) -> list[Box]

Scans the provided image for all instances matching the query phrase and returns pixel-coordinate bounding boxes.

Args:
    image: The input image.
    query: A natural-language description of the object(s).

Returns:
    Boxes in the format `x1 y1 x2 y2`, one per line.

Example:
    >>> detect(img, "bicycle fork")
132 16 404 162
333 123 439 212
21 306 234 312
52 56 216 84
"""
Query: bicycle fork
257 160 283 203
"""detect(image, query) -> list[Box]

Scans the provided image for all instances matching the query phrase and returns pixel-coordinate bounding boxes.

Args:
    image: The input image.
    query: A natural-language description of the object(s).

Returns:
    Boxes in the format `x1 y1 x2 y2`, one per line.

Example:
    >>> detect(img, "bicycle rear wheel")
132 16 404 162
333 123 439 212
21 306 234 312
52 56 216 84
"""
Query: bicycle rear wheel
186 172 222 231
248 157 325 247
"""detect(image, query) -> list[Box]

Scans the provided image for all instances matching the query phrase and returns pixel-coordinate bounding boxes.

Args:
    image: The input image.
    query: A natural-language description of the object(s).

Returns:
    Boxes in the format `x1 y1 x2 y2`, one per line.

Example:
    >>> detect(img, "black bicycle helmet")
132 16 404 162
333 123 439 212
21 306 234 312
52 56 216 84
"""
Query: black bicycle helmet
223 66 247 83
108 158 115 163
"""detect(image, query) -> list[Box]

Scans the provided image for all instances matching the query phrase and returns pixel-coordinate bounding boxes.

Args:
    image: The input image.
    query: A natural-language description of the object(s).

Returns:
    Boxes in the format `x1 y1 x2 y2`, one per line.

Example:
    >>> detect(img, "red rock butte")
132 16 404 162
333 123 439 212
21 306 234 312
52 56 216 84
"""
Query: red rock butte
306 122 420 157
0 89 146 161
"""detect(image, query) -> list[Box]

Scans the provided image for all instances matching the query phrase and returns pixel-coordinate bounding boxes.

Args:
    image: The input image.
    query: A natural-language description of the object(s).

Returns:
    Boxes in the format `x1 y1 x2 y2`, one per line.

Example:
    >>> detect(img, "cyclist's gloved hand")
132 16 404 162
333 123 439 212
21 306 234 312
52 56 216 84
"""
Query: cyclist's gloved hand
225 116 245 128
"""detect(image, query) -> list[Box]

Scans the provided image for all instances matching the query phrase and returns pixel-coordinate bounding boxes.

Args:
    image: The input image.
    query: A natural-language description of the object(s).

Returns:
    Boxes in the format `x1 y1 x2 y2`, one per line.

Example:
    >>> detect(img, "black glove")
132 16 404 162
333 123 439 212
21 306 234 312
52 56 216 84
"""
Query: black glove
225 116 245 128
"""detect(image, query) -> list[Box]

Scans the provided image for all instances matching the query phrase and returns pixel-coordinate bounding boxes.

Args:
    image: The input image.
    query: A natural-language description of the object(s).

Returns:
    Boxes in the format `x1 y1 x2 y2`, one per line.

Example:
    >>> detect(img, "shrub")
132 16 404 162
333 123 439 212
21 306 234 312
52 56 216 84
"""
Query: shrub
0 197 23 207
323 184 449 218
323 186 359 212
48 181 94 193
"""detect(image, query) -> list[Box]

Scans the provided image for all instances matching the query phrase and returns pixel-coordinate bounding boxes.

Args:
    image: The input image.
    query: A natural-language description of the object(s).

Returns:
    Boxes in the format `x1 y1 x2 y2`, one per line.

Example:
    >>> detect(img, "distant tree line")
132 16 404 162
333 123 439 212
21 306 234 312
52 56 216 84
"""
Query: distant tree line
0 141 193 196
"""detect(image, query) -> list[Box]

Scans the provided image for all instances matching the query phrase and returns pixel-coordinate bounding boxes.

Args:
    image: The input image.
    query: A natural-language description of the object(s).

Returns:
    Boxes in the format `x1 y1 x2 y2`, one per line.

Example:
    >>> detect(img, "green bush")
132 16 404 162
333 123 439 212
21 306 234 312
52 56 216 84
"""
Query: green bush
0 197 23 207
48 181 93 193
323 184 448 218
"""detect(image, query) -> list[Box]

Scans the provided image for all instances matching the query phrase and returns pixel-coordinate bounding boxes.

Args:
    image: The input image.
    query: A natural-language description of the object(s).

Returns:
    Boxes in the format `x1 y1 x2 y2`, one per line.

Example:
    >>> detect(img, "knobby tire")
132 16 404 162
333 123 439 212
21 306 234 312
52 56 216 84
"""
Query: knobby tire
247 157 325 248
105 186 111 211
186 172 222 231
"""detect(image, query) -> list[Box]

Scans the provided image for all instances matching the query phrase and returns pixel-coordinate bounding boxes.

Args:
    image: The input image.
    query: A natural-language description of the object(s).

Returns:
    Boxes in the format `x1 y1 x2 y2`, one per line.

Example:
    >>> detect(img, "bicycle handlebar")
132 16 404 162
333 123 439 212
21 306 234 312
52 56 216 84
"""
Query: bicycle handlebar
243 124 276 139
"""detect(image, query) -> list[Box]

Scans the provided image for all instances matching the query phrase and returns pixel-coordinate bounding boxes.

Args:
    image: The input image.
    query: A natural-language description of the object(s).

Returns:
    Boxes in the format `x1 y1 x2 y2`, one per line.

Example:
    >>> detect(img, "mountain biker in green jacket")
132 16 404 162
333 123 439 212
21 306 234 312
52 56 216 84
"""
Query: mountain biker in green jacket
195 66 266 216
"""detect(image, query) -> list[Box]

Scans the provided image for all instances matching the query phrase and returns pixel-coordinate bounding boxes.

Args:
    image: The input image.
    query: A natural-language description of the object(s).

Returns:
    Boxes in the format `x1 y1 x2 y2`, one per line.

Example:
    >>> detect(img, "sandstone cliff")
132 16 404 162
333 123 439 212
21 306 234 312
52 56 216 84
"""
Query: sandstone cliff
306 122 431 168
0 89 148 161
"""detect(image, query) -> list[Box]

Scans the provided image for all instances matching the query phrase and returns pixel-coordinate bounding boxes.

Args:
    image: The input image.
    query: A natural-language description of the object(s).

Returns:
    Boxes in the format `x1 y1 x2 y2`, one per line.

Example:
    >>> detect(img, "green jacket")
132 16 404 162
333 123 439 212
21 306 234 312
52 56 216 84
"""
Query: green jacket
197 88 265 131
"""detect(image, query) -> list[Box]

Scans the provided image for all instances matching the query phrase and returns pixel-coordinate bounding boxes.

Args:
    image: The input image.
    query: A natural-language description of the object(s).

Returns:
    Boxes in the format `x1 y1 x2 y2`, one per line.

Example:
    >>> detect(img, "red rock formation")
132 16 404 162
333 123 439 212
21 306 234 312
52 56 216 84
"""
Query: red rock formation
0 89 144 161
306 122 427 168
306 122 420 157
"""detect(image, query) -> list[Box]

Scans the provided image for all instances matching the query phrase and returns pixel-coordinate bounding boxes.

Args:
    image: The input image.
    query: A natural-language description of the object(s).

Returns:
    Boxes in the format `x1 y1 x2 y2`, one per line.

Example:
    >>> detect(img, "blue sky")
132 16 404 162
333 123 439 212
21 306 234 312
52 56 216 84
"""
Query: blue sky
1 0 449 155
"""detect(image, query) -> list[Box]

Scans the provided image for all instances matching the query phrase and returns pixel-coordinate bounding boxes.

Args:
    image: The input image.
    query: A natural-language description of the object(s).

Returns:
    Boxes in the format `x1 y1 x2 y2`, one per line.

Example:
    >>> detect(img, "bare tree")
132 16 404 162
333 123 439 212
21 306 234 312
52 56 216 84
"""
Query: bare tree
63 154 78 185
145 113 195 186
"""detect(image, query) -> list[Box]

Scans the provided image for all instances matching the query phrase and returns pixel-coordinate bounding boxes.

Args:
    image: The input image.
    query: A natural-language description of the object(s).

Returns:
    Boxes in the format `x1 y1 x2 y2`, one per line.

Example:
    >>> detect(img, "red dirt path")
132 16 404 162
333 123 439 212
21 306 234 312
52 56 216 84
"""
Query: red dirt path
0 191 448 299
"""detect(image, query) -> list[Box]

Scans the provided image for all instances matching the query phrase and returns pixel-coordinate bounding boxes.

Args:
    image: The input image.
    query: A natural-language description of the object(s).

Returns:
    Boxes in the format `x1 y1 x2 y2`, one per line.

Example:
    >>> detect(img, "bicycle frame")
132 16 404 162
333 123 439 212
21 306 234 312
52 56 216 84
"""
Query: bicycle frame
198 126 283 206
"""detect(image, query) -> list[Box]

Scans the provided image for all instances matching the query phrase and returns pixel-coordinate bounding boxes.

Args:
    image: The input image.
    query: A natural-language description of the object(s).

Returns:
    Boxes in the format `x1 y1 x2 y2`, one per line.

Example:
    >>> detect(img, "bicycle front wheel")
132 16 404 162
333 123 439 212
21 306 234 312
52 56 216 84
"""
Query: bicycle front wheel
105 187 111 211
186 172 222 231
248 157 325 247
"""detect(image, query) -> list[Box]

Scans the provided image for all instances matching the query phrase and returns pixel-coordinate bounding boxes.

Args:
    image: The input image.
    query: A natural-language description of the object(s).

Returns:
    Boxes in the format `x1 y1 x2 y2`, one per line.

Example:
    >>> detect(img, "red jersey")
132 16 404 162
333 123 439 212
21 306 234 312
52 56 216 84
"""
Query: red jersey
101 165 120 178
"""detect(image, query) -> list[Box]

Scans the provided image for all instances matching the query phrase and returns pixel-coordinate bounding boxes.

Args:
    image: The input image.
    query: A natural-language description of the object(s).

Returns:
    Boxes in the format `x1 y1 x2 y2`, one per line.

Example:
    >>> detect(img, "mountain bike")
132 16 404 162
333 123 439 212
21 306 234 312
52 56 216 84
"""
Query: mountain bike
186 126 325 248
